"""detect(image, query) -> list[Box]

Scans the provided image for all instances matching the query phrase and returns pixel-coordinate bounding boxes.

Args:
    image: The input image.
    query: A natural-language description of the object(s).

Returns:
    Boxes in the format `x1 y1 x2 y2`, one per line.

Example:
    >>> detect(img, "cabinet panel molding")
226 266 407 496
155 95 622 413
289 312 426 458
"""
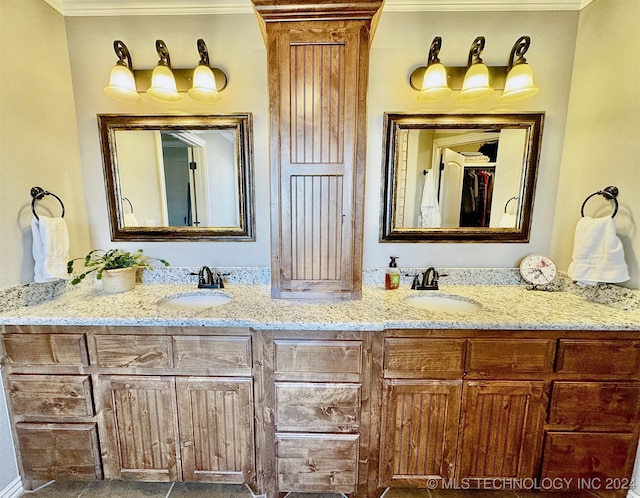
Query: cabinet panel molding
93 335 172 368
466 338 555 375
379 380 462 487
173 335 252 374
3 333 88 366
16 422 102 481
8 374 93 419
383 338 465 378
549 381 640 429
541 431 639 488
556 339 640 377
99 375 180 481
176 377 255 484
457 381 546 481
276 382 361 432
276 433 359 493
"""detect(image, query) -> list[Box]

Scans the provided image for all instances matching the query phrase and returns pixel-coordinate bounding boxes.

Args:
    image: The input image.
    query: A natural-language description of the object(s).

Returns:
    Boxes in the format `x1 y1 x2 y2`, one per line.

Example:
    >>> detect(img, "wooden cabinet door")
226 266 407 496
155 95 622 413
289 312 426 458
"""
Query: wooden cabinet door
265 20 371 299
176 377 255 485
16 422 102 482
379 380 462 487
276 433 360 494
98 376 180 481
457 381 546 483
541 431 639 489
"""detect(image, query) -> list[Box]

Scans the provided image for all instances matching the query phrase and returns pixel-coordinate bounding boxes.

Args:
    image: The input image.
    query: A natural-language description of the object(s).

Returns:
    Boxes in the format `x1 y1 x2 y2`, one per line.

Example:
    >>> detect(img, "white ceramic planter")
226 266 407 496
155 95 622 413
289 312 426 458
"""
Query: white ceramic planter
101 267 137 293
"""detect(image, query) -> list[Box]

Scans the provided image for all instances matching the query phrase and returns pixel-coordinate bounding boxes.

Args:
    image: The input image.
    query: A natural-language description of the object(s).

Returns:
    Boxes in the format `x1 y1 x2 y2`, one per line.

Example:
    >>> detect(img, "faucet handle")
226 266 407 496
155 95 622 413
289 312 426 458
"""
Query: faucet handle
411 274 419 289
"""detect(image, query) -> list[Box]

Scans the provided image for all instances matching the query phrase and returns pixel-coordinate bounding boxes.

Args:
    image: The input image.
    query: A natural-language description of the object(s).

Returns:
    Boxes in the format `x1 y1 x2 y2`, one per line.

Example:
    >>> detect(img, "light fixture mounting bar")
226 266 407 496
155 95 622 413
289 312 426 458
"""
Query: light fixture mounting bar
133 68 228 93
410 65 507 92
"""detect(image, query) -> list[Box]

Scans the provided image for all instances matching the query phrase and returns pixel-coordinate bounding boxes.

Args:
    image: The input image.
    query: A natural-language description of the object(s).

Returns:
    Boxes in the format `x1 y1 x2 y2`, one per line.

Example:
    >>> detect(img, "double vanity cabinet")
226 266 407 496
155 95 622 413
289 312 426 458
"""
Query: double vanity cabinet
2 324 640 497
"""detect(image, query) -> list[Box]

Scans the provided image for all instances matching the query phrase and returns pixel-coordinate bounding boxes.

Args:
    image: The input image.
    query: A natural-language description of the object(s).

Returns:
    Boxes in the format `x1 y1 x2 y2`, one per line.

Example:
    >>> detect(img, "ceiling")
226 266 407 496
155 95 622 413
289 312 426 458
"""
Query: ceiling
44 0 595 16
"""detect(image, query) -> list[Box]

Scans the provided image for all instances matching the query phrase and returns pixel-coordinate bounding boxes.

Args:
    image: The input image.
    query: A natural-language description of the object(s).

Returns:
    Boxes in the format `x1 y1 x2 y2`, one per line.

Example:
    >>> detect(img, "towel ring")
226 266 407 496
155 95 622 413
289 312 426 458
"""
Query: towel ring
30 186 65 220
504 196 518 214
122 197 134 214
580 185 619 218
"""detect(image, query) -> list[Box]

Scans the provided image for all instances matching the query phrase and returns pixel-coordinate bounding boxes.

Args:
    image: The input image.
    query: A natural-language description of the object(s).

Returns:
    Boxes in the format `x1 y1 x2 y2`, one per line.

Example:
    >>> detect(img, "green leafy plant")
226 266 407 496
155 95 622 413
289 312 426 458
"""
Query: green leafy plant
67 249 170 285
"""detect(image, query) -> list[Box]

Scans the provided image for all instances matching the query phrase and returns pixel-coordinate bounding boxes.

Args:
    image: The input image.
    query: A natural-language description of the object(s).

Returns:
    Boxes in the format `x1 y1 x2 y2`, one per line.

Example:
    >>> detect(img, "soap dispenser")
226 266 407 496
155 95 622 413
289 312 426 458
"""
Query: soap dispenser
385 256 400 290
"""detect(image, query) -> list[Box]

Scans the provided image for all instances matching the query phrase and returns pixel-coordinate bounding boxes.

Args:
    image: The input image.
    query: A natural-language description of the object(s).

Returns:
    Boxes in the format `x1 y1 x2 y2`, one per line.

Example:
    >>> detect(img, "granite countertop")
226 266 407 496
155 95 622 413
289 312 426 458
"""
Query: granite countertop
1 280 639 331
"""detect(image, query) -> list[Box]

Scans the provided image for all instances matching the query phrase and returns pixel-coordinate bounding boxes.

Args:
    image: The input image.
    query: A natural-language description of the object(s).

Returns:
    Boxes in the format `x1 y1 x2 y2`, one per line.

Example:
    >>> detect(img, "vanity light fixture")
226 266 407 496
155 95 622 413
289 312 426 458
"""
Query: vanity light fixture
410 35 538 103
103 41 141 103
148 40 181 103
500 36 539 102
103 39 228 104
417 37 451 102
189 39 222 103
457 36 494 101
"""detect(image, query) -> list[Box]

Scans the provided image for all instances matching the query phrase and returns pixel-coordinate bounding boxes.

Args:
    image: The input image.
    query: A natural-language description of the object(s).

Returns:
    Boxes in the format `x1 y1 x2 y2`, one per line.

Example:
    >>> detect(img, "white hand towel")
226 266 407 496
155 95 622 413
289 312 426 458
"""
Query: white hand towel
498 213 517 228
124 212 140 226
420 171 441 228
567 216 630 286
32 216 70 283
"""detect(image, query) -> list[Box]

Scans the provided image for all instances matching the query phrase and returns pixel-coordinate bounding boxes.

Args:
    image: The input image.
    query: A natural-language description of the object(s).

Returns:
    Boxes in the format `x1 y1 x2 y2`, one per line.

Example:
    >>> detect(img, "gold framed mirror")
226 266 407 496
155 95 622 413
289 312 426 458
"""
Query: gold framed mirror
380 112 544 242
98 114 255 241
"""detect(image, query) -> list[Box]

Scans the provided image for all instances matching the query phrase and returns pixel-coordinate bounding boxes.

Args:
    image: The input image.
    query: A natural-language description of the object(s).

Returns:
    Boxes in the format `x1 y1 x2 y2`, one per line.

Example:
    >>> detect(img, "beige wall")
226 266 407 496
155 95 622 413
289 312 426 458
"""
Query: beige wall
64 13 271 268
1 0 638 287
367 10 578 269
0 0 90 290
64 9 581 272
550 0 640 289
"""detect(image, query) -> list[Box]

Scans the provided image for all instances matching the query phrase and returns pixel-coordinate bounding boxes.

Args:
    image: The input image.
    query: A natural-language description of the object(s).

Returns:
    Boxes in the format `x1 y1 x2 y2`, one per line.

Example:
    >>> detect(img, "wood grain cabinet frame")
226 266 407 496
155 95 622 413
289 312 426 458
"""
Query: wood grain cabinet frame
253 0 384 299
4 325 640 498
98 375 256 485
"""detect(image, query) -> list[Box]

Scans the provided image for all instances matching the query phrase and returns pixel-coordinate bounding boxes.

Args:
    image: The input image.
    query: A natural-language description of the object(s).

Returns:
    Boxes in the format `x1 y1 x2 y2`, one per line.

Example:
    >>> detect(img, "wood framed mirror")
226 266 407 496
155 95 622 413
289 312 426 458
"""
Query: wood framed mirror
380 112 544 242
98 114 255 241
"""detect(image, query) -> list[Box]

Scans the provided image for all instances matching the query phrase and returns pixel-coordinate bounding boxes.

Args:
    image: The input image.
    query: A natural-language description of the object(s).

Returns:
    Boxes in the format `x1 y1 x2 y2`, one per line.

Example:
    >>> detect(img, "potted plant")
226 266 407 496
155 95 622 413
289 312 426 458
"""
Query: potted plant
67 249 170 293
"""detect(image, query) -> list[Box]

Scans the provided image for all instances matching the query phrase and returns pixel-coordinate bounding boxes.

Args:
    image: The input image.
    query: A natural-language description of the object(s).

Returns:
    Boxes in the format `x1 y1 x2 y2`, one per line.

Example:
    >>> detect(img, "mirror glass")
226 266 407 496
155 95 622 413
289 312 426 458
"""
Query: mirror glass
380 112 544 242
98 114 254 241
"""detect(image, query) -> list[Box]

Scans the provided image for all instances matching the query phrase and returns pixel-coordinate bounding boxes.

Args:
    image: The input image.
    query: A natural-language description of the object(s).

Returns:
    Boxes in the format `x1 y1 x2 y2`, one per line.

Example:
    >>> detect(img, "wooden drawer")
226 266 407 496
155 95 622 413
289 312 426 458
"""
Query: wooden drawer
541 432 638 488
8 374 94 419
549 381 640 429
276 433 359 493
16 422 103 481
275 382 360 432
173 336 252 375
383 338 465 378
466 338 555 375
2 333 88 366
556 339 640 377
274 340 362 381
93 335 172 368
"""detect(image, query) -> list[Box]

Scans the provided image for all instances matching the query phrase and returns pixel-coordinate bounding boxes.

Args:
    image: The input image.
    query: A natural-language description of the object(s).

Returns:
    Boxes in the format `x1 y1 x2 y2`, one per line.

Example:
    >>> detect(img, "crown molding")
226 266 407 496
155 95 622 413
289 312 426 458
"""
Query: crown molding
383 0 594 11
43 0 595 16
46 0 255 16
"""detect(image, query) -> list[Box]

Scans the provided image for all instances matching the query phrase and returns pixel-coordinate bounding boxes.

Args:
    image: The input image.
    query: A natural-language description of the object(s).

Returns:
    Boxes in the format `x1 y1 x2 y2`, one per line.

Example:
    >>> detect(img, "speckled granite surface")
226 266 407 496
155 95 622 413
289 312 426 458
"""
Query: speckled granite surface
1 267 639 331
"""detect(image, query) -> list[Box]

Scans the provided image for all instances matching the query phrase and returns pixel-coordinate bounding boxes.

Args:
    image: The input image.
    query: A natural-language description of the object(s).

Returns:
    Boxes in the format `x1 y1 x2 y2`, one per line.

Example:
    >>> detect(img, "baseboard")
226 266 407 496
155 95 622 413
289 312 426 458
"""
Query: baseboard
0 476 23 498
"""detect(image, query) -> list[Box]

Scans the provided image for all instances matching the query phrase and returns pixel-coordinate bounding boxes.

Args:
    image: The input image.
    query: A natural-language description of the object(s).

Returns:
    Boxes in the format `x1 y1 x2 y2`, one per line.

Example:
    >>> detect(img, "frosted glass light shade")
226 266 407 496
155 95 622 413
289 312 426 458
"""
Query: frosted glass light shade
500 63 539 101
417 63 451 102
457 63 493 101
188 65 222 103
103 64 141 103
148 65 181 103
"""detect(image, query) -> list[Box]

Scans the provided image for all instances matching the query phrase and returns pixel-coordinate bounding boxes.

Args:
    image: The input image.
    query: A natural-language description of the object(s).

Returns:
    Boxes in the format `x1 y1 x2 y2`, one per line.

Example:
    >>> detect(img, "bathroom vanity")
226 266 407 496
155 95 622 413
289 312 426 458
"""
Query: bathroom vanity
1 282 640 497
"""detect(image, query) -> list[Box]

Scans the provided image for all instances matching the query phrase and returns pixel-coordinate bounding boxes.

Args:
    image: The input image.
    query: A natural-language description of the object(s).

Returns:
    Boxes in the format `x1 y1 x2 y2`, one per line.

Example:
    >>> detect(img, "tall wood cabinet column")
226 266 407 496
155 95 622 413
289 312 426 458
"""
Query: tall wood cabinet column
252 1 383 299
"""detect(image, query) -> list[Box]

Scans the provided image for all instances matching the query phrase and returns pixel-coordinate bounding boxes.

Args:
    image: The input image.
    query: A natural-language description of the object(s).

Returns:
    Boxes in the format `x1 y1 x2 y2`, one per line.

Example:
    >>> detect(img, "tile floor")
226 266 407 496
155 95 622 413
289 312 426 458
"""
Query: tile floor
20 481 626 498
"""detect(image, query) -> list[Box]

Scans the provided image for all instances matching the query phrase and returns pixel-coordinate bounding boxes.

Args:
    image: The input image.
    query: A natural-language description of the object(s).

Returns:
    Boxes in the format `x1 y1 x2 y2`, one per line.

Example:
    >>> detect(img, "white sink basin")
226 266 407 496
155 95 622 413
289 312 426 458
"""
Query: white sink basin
404 293 481 312
157 292 232 310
